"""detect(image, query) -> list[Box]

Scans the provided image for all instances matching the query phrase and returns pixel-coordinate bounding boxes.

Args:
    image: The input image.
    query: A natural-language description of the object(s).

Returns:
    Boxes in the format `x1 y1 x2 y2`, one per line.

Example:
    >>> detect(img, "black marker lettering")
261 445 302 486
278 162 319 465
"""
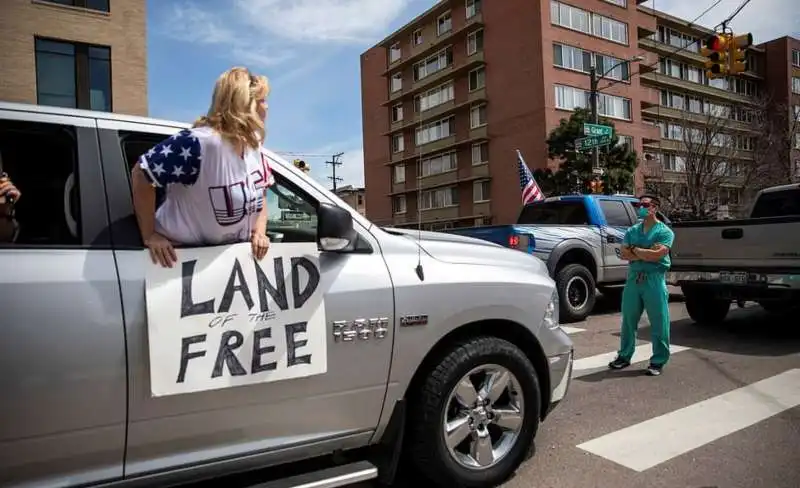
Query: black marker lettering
254 257 288 311
180 260 215 318
177 334 207 383
285 321 312 367
218 258 255 313
211 330 247 378
290 257 320 309
251 327 277 373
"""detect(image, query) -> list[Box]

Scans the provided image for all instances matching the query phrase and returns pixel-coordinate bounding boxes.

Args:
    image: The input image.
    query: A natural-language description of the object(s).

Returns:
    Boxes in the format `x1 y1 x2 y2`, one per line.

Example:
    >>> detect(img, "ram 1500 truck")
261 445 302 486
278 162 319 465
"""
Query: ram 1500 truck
668 183 800 324
446 195 670 322
0 102 574 488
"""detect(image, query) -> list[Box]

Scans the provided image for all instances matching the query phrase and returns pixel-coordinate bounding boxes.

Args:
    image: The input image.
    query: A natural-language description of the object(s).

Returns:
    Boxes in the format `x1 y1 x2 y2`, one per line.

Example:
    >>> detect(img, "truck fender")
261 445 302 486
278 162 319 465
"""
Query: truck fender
546 239 598 278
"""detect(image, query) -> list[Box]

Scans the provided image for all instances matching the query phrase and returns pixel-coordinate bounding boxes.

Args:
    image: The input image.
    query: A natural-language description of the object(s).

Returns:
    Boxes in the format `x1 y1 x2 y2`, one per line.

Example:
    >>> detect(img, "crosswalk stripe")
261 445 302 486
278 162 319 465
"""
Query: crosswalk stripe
572 344 690 379
560 326 585 335
577 368 800 472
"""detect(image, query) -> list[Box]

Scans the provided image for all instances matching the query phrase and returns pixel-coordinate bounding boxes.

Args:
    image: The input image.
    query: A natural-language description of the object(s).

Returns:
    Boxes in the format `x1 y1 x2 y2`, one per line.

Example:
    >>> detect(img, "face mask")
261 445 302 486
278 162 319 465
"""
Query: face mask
637 206 649 219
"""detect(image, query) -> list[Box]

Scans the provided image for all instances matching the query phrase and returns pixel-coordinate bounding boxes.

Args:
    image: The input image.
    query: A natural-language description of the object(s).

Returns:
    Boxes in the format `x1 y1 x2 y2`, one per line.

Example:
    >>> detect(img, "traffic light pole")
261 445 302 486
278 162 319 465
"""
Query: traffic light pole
589 66 599 173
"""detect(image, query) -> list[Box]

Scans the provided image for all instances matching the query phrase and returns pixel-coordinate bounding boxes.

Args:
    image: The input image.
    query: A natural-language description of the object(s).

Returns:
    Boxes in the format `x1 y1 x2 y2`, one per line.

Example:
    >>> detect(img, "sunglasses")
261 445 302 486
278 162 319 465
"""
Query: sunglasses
633 201 654 208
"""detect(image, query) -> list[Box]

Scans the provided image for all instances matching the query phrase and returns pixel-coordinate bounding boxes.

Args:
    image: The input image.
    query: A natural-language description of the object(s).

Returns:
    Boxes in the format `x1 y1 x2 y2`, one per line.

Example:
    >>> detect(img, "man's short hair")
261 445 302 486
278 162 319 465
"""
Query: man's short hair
637 194 660 206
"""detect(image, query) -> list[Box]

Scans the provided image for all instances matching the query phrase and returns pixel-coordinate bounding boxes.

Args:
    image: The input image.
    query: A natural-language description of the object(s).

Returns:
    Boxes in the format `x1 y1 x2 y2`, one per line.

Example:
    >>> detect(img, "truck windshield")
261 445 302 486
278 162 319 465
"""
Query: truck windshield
750 188 800 218
517 201 589 225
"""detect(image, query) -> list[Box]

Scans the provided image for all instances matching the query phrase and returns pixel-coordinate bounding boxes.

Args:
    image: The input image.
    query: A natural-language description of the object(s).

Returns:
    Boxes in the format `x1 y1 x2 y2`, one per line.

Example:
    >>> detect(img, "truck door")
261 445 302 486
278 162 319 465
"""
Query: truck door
97 122 394 481
0 112 126 486
596 198 634 283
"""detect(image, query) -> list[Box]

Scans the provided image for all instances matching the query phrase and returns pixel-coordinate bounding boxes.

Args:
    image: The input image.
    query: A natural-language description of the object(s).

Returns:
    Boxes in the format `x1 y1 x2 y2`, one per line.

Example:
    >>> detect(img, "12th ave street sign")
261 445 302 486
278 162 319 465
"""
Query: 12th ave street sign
575 134 611 151
583 123 613 137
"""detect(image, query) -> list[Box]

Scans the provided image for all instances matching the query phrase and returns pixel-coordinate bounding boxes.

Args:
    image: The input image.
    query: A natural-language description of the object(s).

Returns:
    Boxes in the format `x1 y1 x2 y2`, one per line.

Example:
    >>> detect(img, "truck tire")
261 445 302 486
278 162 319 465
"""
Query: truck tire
556 264 596 323
406 336 541 488
684 290 730 325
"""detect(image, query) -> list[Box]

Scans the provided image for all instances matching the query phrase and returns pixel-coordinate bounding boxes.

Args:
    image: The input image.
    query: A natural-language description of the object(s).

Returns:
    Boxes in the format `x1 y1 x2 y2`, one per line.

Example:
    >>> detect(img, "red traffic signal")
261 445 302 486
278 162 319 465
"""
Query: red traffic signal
704 34 729 51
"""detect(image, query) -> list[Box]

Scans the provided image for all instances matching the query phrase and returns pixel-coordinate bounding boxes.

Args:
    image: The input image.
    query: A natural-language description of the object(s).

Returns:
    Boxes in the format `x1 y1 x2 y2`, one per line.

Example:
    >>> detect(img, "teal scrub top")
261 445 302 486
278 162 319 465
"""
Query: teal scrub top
623 221 675 274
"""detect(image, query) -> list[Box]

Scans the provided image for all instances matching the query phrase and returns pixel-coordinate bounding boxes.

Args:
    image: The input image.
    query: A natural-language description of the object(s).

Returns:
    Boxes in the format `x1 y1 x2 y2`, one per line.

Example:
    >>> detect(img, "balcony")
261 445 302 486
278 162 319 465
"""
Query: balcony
640 71 755 105
638 37 706 66
384 52 485 105
384 88 488 136
640 106 758 133
384 131 490 166
642 138 754 161
641 160 664 179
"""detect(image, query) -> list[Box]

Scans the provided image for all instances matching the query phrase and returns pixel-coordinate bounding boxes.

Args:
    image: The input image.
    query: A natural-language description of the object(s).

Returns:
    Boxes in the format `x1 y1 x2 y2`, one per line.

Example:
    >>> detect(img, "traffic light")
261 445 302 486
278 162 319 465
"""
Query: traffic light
728 33 753 75
589 179 604 194
701 34 730 79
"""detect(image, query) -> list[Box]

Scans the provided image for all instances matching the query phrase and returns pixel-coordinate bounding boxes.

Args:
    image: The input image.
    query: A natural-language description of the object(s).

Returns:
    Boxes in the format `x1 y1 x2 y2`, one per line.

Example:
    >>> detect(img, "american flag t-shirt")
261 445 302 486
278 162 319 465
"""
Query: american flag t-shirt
517 150 545 205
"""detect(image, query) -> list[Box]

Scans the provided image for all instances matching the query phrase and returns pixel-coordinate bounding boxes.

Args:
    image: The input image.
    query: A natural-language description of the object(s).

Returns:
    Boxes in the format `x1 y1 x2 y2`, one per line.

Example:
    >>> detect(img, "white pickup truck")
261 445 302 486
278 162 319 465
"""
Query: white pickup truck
668 184 800 324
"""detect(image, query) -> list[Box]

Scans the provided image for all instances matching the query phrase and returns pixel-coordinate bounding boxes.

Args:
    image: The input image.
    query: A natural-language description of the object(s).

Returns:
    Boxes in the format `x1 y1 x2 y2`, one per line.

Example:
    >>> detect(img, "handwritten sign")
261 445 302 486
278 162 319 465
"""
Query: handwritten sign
145 243 327 397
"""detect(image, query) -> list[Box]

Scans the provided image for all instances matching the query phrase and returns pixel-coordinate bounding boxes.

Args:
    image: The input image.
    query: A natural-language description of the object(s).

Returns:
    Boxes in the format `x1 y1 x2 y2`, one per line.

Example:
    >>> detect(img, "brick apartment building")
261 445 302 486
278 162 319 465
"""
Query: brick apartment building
334 185 367 216
0 0 147 115
360 0 799 229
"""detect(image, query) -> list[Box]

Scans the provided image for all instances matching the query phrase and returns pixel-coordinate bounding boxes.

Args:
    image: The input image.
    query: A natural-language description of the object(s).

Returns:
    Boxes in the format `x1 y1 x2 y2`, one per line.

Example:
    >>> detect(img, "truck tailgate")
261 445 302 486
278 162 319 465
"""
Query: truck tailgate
671 216 800 270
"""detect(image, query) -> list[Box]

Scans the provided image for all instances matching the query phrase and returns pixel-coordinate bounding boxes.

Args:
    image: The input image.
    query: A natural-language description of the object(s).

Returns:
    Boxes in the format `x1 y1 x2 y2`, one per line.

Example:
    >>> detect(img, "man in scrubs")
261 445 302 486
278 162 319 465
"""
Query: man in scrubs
608 195 675 376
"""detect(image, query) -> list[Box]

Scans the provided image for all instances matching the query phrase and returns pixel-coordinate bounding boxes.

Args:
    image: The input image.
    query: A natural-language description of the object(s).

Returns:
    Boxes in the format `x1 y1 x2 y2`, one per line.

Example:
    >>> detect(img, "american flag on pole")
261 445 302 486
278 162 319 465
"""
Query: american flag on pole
517 149 545 205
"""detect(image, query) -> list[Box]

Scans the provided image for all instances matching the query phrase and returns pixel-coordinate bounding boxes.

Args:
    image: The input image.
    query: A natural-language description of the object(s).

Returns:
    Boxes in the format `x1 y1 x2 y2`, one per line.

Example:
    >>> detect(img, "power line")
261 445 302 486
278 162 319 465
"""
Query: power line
326 152 344 191
274 151 332 158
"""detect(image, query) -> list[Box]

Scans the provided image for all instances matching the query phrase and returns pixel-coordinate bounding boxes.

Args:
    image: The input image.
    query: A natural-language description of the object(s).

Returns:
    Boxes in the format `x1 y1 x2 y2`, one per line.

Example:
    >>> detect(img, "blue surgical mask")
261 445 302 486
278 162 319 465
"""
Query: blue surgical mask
637 206 649 219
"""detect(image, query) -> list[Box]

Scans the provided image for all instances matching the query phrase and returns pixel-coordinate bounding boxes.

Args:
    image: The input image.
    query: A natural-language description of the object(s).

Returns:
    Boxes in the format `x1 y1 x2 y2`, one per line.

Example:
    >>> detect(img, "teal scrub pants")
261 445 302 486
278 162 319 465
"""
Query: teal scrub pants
618 270 671 366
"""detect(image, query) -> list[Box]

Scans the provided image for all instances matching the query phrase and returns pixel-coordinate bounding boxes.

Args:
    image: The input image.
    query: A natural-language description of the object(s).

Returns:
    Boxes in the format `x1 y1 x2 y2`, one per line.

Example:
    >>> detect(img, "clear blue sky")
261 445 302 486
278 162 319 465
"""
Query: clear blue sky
146 0 797 189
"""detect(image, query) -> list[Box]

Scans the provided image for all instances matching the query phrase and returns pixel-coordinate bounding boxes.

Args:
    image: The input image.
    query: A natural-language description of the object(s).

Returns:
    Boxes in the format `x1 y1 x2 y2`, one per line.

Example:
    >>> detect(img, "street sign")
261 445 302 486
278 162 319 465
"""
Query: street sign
575 134 612 151
583 123 613 137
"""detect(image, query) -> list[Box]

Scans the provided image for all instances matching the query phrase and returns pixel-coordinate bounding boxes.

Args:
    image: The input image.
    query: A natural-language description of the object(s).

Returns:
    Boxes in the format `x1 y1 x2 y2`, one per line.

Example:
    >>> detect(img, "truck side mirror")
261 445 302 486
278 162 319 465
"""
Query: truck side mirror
317 202 357 252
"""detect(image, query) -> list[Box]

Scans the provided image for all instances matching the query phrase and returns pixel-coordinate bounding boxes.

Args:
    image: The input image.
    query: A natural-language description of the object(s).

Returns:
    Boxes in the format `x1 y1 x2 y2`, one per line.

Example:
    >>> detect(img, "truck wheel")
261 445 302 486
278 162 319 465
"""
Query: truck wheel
684 290 729 325
556 264 596 323
407 336 541 487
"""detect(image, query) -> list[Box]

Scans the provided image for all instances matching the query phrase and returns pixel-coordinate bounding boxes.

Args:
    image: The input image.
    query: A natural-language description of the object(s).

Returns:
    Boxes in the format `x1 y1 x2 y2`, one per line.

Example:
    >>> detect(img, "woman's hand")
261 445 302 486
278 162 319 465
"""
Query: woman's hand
251 232 270 260
145 232 177 268
0 174 21 203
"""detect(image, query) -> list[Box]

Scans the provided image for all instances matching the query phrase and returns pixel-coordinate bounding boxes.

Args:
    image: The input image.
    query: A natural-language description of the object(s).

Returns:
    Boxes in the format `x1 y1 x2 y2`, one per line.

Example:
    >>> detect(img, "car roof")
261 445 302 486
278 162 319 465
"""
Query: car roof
0 101 188 131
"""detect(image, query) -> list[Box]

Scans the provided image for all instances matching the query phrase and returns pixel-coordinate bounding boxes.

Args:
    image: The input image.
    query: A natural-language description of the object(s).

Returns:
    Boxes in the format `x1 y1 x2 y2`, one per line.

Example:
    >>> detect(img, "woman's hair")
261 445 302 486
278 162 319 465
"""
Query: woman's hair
193 67 270 152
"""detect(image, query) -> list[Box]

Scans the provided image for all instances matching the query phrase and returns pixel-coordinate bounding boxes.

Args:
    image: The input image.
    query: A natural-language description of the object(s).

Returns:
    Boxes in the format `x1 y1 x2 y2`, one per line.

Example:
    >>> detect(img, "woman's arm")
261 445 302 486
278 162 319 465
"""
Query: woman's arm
131 165 157 241
253 189 269 237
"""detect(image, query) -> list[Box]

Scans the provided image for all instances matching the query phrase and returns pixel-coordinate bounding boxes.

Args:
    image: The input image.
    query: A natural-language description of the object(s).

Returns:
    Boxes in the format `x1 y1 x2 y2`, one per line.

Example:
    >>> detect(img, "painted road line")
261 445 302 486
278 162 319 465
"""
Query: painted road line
561 326 585 335
572 344 691 379
577 368 800 472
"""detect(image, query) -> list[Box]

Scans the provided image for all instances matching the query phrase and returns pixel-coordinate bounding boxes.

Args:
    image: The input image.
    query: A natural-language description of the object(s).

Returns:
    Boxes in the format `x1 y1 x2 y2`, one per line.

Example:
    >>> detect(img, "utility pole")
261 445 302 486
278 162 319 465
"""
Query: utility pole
326 152 344 191
589 66 600 173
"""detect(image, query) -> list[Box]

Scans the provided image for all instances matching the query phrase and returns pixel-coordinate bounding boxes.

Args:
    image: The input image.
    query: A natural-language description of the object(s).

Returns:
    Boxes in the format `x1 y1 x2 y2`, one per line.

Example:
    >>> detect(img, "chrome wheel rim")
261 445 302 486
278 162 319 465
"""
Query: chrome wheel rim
442 364 524 470
566 276 589 310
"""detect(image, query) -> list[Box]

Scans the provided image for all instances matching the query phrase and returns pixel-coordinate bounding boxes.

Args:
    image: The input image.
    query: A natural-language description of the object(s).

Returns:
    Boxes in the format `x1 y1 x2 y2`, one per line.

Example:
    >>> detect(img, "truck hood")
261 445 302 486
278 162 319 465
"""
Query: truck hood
382 227 548 275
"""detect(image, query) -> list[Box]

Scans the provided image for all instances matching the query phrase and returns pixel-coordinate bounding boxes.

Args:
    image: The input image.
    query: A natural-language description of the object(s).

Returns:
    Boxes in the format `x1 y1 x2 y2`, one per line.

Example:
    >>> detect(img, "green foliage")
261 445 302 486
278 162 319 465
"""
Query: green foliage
536 108 638 195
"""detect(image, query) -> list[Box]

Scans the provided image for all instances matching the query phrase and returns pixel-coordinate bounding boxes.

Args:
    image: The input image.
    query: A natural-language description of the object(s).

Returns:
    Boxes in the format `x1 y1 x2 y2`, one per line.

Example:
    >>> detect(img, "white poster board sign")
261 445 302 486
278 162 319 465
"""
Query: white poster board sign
145 242 327 397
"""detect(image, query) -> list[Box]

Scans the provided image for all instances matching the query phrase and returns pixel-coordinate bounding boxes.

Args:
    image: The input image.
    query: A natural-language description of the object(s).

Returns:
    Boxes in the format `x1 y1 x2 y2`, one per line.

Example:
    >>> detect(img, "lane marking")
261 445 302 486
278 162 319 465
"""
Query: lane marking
561 326 585 335
577 368 800 472
572 344 690 379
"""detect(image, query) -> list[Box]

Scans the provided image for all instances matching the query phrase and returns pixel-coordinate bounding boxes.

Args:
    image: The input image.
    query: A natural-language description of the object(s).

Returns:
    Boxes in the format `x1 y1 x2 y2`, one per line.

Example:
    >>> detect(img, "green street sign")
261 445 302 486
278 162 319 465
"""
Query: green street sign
583 123 613 137
575 134 611 151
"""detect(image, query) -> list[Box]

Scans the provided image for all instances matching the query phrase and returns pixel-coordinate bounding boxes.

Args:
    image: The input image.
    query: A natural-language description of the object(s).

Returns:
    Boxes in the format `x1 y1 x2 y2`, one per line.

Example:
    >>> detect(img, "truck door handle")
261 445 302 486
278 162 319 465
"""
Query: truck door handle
721 228 743 239
607 235 620 244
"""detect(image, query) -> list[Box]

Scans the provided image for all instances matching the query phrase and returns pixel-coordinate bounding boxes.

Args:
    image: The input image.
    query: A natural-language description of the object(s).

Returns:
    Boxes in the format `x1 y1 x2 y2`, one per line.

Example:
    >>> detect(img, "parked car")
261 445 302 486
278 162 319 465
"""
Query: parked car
0 101 573 488
668 183 800 324
446 195 670 322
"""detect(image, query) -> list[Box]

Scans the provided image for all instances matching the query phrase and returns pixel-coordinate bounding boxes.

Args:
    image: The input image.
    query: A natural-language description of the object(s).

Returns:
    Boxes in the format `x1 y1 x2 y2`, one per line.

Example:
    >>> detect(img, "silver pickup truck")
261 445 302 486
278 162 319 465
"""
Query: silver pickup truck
668 183 800 324
0 102 573 488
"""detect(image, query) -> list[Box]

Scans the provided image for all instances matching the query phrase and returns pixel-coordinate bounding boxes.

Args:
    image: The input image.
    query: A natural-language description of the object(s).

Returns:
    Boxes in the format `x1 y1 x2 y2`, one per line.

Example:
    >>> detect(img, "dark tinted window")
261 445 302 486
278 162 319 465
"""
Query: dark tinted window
517 201 589 225
35 38 112 111
750 188 800 218
599 199 632 226
41 0 109 12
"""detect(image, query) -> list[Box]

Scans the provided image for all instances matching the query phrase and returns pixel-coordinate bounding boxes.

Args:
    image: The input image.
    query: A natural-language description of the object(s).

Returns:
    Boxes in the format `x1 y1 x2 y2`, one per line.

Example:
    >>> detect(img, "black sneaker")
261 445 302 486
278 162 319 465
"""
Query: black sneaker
646 363 663 376
608 357 631 369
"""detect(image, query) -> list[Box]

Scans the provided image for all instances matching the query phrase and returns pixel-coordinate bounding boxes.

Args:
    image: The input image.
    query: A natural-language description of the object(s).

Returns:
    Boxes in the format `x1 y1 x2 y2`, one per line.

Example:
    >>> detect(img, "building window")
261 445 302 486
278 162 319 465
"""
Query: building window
413 47 453 81
467 30 484 55
550 1 628 44
392 133 405 153
469 67 485 91
390 72 402 93
42 0 110 12
420 186 459 210
603 0 626 7
792 49 800 67
552 43 629 81
554 84 631 120
393 195 407 214
420 151 457 177
616 135 633 149
393 164 406 183
793 77 800 95
414 81 455 112
389 43 401 63
656 26 699 53
472 142 488 165
415 116 455 145
466 0 481 18
391 103 404 122
593 14 628 44
437 12 452 36
35 38 111 111
473 180 490 202
470 104 487 128
412 29 423 46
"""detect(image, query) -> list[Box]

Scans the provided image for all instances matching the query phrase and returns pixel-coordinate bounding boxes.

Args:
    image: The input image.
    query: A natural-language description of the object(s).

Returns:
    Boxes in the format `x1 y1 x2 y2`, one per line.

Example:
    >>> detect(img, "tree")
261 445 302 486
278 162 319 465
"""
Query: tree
747 97 800 190
539 108 638 195
644 109 745 221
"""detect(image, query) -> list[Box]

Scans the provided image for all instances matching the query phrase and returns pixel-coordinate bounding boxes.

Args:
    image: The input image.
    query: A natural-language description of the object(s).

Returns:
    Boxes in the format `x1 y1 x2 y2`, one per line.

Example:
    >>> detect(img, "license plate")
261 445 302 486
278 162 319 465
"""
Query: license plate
720 271 748 284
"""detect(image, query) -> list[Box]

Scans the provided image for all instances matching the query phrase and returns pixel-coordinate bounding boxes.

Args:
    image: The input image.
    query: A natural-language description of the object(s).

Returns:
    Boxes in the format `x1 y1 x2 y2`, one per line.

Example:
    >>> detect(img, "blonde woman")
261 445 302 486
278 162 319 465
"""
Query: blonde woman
131 67 274 268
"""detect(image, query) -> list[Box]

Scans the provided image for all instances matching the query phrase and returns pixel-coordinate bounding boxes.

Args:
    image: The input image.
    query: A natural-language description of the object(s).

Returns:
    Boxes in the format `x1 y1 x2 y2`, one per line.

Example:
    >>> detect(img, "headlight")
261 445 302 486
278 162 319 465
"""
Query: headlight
542 290 559 329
